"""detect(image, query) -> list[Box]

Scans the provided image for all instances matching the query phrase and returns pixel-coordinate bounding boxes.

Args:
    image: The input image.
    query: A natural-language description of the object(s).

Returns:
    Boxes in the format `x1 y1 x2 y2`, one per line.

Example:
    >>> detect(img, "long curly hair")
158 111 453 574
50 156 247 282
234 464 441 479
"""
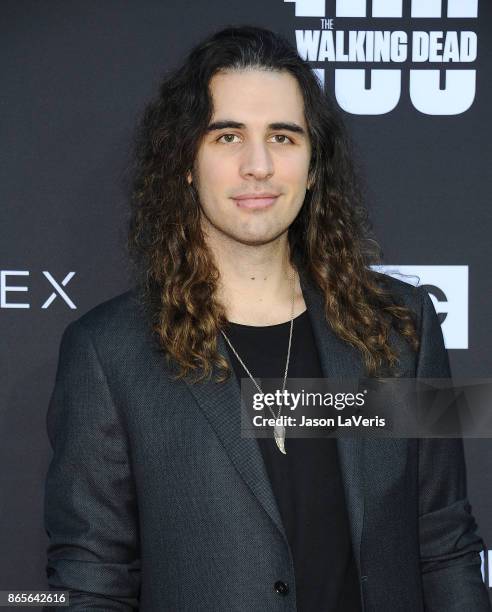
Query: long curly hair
126 25 419 383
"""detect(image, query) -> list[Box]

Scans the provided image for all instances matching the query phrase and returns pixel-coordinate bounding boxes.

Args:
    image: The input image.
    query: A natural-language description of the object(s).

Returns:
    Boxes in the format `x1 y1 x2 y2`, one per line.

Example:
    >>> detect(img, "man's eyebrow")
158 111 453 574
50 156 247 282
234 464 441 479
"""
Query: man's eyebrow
206 120 306 135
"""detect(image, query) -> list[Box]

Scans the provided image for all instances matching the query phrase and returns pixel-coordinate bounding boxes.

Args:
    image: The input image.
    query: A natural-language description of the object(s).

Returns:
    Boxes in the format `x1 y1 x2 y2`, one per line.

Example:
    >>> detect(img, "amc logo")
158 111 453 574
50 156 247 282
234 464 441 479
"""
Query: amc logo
0 270 76 309
371 265 468 349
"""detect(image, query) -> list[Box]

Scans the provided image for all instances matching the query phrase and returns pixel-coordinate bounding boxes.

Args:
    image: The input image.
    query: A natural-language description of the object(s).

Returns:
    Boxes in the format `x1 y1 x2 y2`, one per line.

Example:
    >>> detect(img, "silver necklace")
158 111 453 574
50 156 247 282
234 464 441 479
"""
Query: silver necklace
220 268 296 455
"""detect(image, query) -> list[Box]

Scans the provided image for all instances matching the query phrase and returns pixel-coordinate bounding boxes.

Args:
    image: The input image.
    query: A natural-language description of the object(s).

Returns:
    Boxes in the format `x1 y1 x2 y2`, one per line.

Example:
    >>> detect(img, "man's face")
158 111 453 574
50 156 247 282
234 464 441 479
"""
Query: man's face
189 69 312 247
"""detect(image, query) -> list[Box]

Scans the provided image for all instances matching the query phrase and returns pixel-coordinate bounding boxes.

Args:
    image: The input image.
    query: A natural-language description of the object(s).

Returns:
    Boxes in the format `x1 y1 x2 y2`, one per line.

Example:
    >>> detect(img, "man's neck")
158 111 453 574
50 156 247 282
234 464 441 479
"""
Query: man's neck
204 230 305 326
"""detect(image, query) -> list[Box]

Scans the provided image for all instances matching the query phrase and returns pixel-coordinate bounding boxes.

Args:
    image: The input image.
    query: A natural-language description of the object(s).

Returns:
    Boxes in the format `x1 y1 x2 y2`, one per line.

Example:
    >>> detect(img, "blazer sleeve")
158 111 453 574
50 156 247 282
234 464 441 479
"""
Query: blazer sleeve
43 320 140 611
416 288 491 611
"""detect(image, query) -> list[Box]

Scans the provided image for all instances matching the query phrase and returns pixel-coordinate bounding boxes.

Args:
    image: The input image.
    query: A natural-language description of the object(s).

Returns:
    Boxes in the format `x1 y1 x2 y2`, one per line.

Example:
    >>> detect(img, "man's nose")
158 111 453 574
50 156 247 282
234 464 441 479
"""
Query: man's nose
239 141 274 180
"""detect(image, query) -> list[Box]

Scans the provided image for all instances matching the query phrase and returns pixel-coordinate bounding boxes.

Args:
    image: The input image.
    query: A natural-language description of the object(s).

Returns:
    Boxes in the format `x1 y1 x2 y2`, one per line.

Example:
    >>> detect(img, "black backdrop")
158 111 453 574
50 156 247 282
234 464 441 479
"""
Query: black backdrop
1 0 491 604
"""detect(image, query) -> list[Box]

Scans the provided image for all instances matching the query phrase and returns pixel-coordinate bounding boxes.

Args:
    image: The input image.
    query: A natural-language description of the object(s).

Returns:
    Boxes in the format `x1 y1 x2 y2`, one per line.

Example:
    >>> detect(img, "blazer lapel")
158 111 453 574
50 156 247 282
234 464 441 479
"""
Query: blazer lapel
183 266 366 575
183 341 289 544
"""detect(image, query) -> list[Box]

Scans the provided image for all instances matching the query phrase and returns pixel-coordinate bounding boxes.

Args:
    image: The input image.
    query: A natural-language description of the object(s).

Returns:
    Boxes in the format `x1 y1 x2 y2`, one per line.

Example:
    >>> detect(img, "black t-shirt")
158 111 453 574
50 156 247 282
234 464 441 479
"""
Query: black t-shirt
224 309 362 612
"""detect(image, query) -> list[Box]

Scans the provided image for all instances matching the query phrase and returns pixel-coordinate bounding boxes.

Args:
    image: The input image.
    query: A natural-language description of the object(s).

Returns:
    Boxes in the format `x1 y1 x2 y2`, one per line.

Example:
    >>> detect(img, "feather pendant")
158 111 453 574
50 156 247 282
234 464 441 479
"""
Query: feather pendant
274 423 287 455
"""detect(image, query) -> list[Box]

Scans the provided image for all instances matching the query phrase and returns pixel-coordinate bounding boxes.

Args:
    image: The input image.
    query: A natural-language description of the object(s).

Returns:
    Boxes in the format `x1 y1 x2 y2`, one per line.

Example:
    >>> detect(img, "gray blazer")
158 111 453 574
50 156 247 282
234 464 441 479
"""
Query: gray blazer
44 270 491 611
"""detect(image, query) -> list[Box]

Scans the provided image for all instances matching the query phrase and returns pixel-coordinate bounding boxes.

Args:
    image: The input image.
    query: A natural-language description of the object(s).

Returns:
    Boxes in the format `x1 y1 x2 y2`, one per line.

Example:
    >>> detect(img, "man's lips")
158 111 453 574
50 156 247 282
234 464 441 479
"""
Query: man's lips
232 193 280 209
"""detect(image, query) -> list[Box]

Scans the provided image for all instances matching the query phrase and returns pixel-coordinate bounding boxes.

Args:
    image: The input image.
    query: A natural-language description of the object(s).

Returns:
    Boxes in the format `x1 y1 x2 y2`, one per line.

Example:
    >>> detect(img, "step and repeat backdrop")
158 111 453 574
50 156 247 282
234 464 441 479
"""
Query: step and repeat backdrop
1 0 491 603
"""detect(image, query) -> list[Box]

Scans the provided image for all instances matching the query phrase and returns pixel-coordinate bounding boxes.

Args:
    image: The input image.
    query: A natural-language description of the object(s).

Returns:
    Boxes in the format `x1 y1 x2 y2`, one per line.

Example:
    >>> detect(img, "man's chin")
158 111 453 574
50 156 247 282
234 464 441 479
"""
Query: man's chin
226 226 290 247
201 214 289 247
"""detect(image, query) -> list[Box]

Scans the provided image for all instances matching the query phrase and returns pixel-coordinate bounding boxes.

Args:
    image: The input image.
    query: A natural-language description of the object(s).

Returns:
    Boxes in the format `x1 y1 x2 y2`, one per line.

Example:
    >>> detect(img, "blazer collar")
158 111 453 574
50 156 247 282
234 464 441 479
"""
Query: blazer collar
183 264 365 573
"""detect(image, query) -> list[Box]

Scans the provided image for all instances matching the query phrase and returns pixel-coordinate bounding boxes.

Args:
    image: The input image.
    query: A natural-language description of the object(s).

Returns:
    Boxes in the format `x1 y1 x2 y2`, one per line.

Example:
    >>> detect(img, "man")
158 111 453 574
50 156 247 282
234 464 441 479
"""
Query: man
44 26 490 611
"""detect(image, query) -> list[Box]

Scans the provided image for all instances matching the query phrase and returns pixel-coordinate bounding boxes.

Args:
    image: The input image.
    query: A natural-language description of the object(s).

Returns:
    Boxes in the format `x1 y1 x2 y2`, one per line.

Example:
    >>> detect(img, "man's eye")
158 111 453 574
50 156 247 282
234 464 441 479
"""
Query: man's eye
217 134 240 144
270 134 293 144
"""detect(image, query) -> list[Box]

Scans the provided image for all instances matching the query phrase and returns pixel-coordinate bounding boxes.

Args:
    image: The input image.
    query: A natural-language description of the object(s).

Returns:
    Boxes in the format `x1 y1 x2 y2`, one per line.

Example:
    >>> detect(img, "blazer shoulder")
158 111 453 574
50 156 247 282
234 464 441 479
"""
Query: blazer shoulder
66 288 151 345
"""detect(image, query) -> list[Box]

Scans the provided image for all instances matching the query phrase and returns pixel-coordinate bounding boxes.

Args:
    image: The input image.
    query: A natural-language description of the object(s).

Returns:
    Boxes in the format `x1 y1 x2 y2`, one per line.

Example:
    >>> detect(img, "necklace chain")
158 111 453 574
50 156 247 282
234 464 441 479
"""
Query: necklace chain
220 266 297 454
